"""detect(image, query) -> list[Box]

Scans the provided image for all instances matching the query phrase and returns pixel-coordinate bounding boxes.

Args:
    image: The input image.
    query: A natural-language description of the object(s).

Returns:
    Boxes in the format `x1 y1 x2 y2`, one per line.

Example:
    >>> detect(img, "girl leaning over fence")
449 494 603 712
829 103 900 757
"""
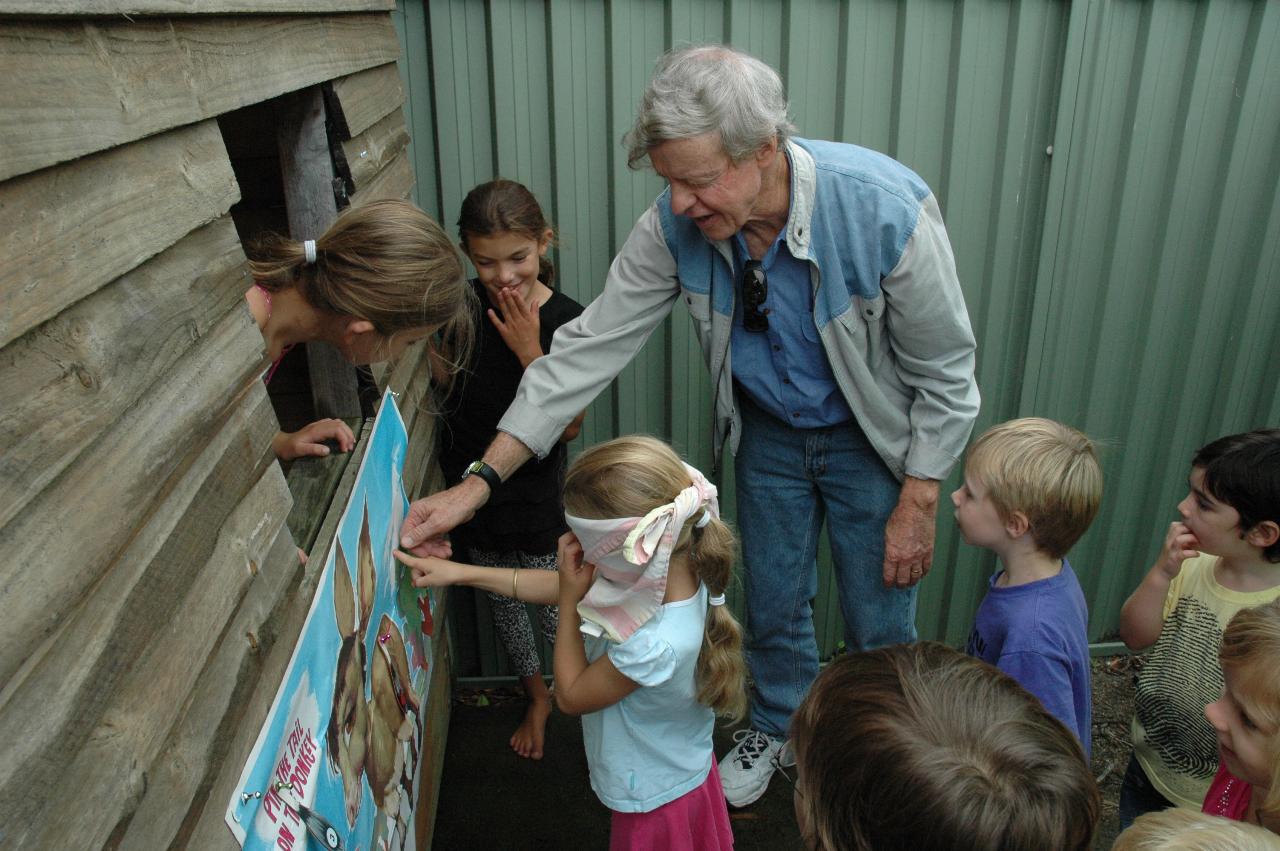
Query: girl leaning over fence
245 198 474 460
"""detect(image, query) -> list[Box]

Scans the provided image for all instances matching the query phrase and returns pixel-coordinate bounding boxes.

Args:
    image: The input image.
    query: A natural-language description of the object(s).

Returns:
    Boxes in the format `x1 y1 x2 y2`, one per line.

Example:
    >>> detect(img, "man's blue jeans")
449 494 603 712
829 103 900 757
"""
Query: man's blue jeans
735 395 918 738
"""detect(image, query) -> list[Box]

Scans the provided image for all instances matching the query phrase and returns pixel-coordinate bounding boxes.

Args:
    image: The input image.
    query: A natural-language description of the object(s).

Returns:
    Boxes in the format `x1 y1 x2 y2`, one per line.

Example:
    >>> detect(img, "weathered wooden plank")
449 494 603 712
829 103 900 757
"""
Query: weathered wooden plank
183 420 374 849
0 216 250 529
278 85 340 242
414 599 452 850
0 0 392 12
404 413 441 504
0 120 239 349
373 333 430 404
0 384 280 843
0 14 400 182
382 336 429 408
327 61 404 140
341 107 411 191
398 353 439 499
0 307 264 686
348 147 415 207
114 524 300 851
276 84 363 420
10 459 293 850
0 1 391 12
283 416 362 553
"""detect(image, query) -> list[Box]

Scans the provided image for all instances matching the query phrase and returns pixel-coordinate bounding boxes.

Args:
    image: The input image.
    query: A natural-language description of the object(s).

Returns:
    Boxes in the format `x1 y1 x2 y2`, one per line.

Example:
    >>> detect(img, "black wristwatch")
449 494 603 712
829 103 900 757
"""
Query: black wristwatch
460 459 502 493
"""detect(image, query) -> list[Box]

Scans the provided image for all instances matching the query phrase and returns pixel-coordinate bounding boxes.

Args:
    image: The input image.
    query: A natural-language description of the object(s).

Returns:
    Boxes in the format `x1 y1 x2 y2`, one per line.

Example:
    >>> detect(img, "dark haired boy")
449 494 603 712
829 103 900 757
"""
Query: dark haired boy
1118 429 1280 828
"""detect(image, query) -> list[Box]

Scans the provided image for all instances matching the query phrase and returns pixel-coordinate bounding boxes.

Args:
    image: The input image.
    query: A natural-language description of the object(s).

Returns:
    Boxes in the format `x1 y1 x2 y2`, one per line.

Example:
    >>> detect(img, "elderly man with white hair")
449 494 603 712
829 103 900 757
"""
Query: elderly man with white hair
401 45 980 807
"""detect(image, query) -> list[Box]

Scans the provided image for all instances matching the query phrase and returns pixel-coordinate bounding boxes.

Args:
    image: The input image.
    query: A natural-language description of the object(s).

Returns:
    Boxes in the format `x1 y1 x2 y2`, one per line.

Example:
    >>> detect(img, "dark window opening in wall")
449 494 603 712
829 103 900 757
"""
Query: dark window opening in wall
217 98 377 455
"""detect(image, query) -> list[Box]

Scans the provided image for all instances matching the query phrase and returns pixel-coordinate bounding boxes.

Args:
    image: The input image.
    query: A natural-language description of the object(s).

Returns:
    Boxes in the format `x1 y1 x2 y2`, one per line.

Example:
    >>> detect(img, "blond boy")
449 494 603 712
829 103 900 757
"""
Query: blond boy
952 417 1103 754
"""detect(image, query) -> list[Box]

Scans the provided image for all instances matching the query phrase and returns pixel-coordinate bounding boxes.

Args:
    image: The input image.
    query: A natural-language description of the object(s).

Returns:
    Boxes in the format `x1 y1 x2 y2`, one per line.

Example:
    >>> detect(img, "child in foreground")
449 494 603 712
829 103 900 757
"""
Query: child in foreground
396 436 746 849
245 199 474 460
434 179 586 759
1113 809 1280 850
952 417 1102 753
1119 429 1280 826
1201 599 1280 833
788 642 1099 851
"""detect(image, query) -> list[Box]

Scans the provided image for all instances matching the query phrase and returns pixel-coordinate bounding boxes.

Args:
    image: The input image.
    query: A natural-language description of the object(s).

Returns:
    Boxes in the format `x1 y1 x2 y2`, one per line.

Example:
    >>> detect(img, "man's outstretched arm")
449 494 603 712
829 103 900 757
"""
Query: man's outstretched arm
398 431 534 556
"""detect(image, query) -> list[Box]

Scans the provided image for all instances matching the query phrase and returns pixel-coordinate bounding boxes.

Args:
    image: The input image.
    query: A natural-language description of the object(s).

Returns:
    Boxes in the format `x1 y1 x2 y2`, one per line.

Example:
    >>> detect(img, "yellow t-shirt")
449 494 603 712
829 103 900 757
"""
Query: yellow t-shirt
1131 553 1280 808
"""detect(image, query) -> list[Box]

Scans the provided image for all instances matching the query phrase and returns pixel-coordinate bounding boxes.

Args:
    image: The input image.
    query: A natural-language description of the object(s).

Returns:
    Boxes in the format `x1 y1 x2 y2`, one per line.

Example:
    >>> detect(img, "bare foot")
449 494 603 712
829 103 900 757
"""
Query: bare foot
509 697 551 759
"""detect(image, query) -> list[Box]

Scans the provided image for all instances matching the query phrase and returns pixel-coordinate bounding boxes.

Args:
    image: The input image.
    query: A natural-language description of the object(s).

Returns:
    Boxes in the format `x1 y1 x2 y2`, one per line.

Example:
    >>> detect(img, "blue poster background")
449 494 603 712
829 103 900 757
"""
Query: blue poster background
226 393 436 851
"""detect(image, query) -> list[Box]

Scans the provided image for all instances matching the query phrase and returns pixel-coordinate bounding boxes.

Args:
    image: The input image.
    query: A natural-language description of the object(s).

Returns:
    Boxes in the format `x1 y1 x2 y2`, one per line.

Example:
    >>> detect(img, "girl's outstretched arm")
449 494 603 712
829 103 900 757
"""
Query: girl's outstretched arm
552 533 639 715
392 551 560 605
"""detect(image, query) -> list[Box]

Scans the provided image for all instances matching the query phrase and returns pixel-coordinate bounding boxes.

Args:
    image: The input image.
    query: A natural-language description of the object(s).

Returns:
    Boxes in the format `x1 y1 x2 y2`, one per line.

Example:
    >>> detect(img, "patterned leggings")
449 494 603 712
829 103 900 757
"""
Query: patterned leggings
466 546 559 679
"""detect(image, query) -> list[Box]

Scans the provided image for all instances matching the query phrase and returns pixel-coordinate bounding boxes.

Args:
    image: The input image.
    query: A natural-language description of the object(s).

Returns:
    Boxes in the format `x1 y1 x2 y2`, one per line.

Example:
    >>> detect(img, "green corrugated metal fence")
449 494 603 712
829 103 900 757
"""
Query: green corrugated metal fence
393 0 1280 678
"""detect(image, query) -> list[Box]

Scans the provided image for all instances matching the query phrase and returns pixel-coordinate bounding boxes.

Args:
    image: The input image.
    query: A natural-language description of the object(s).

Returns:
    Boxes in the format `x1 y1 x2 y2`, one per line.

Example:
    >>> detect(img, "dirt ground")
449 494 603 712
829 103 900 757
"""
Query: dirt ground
433 655 1138 850
1092 654 1141 849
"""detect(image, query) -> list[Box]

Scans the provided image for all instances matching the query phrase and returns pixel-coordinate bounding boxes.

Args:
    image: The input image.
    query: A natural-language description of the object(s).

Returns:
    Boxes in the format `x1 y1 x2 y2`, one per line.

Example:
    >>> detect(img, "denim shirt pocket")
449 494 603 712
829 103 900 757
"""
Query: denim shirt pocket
801 308 822 343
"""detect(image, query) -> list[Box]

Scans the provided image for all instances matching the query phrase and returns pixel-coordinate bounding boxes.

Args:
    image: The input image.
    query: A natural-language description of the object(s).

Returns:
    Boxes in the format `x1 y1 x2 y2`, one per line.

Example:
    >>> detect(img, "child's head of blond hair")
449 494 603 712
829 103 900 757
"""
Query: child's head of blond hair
965 418 1103 558
1210 598 1280 824
563 435 747 721
1112 808 1280 850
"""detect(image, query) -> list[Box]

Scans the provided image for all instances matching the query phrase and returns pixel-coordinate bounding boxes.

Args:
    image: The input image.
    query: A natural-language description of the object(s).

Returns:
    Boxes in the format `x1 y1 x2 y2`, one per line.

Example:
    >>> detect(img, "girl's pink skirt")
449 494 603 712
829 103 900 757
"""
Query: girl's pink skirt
609 760 734 851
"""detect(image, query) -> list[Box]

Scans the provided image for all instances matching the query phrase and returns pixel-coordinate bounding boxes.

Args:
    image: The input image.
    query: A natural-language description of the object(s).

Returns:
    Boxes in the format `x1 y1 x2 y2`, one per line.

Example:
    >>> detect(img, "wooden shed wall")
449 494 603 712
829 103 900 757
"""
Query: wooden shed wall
0 5 448 848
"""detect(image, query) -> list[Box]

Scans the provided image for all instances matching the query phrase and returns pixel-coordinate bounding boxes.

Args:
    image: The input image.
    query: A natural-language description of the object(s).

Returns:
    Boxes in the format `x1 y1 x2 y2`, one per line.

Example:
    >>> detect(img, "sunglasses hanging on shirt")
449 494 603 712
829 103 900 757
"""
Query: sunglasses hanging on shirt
742 260 769 332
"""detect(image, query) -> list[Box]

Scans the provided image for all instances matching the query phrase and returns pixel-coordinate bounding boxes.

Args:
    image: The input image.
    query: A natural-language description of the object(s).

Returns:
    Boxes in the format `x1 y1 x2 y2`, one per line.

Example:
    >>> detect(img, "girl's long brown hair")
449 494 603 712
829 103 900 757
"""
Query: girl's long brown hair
248 199 475 384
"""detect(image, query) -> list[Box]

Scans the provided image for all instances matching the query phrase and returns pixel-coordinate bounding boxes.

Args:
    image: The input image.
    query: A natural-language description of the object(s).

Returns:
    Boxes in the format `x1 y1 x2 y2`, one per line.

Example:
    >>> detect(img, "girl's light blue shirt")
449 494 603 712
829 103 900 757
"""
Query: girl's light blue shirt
581 584 714 813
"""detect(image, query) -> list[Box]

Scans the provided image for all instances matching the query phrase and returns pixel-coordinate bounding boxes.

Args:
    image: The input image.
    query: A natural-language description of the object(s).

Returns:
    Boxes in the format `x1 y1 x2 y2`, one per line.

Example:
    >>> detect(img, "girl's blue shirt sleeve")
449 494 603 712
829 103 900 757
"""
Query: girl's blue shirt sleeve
607 625 677 688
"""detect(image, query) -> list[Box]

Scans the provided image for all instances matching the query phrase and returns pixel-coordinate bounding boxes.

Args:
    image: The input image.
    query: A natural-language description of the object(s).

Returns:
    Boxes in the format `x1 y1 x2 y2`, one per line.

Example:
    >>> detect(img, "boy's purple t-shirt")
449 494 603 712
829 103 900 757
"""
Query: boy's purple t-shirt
966 560 1093 756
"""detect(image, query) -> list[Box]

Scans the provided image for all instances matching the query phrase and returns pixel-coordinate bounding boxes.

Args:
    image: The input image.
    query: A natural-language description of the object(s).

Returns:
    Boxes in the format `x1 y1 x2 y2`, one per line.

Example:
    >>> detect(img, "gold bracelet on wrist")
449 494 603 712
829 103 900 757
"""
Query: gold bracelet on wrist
512 567 519 601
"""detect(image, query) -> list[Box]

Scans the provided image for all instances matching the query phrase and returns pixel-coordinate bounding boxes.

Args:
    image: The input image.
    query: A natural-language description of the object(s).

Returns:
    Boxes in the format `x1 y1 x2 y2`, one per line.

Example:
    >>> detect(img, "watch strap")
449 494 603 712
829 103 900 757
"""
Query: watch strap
461 459 502 493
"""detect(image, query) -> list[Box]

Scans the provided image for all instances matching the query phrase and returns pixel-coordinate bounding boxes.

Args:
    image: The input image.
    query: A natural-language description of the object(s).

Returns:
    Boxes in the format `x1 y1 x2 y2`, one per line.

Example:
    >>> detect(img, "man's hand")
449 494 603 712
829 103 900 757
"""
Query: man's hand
489 288 543 368
398 477 489 558
272 419 356 461
882 477 940 588
400 434 535 556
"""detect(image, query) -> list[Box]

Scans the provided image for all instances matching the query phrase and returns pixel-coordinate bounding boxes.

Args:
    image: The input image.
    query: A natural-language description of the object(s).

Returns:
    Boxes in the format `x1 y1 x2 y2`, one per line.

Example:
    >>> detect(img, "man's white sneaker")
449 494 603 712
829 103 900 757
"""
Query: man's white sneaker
718 729 786 807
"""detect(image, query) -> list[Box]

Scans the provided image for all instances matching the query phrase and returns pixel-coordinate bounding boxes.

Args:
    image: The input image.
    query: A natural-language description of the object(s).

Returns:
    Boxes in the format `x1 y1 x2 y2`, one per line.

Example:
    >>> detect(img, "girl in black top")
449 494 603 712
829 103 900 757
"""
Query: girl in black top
438 180 585 759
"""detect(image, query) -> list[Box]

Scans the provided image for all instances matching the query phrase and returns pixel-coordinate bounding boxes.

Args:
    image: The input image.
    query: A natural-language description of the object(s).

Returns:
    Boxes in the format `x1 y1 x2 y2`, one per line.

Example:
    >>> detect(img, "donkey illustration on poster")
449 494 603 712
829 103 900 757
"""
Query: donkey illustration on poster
326 501 422 849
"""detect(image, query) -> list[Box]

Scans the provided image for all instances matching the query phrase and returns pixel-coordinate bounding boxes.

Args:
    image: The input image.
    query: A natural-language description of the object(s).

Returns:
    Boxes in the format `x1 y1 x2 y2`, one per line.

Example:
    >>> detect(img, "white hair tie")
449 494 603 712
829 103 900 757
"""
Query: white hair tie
708 594 726 607
695 508 713 528
303 239 317 264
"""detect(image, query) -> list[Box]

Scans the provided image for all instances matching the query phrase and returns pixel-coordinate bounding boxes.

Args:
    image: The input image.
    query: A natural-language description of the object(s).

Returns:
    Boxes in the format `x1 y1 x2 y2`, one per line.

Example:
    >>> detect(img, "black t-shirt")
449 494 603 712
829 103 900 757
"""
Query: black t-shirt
439 279 585 554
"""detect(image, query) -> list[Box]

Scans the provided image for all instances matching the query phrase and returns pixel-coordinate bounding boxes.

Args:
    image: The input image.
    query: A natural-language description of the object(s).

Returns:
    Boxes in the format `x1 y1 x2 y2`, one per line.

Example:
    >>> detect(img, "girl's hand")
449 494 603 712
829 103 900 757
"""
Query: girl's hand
272 419 356 461
393 550 462 588
557 532 594 604
488 288 543 368
1158 521 1200 578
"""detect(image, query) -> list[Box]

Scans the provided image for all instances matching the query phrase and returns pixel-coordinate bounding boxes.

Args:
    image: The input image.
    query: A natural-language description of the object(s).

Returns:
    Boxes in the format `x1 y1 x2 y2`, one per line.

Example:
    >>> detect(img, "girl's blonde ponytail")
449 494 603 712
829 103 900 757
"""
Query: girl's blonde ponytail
689 515 747 721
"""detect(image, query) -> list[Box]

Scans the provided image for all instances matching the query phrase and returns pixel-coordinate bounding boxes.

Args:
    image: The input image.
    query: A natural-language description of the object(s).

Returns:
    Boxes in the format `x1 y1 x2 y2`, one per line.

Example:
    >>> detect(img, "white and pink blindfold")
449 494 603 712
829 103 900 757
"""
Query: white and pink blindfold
565 462 718 643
